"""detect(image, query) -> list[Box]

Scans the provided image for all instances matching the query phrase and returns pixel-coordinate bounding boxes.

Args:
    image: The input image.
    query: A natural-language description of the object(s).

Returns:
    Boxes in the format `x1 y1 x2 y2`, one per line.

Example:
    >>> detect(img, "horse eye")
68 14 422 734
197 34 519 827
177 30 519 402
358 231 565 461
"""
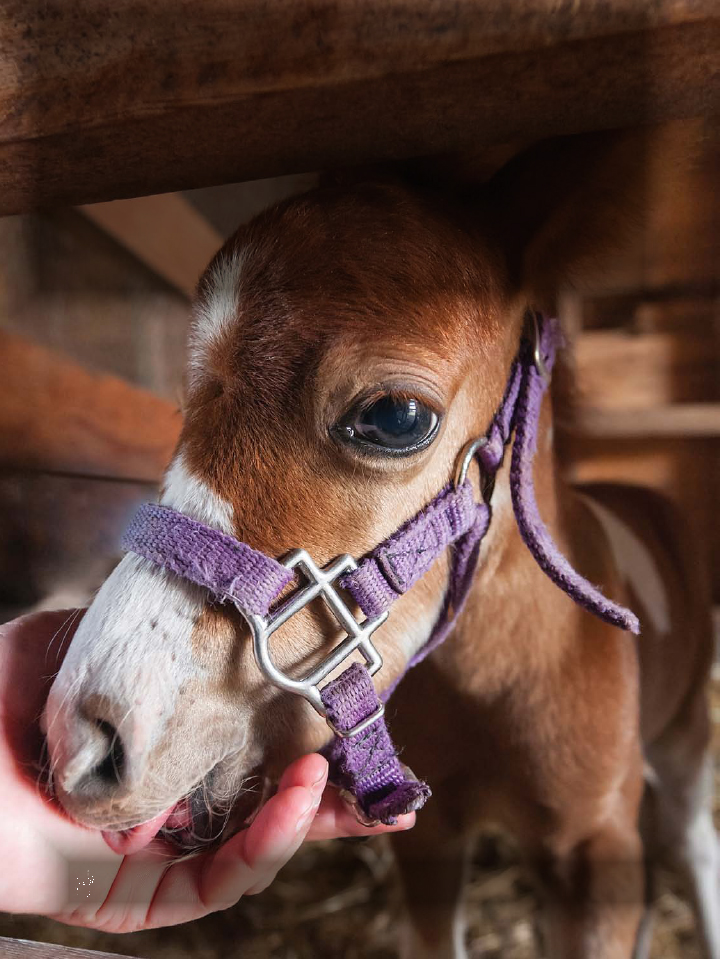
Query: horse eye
335 394 439 456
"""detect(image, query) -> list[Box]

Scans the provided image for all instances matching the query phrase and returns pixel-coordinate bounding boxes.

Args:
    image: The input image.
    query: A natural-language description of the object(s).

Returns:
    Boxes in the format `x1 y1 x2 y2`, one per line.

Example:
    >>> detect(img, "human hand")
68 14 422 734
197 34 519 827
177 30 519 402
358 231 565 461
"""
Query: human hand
0 610 414 931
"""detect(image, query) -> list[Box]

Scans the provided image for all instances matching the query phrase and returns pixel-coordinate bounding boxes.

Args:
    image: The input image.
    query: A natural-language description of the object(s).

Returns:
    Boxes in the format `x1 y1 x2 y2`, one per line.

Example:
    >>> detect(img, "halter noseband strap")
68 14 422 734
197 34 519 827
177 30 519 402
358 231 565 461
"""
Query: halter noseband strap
121 314 639 828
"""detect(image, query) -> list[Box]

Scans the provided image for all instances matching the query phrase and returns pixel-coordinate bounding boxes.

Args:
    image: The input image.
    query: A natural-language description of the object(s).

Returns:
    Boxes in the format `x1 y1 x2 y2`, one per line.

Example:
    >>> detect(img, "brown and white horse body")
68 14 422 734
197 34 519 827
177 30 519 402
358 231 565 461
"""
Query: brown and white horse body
44 134 718 957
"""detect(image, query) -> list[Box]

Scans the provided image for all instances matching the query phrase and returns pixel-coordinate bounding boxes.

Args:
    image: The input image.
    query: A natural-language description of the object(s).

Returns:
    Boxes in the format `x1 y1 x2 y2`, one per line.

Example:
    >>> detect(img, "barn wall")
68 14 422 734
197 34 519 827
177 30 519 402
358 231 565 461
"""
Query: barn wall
0 211 188 619
557 118 720 603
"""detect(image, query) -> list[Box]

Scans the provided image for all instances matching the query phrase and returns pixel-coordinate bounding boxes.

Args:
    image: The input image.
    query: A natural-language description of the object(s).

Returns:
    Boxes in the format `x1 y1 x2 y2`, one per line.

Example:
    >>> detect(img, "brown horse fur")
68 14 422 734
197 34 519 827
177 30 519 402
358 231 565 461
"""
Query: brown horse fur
44 127 718 958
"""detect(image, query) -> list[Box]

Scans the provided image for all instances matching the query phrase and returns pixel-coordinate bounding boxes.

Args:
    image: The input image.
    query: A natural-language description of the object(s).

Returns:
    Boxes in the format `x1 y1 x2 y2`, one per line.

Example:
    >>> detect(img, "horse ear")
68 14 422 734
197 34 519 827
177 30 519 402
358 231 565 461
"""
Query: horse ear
484 125 698 308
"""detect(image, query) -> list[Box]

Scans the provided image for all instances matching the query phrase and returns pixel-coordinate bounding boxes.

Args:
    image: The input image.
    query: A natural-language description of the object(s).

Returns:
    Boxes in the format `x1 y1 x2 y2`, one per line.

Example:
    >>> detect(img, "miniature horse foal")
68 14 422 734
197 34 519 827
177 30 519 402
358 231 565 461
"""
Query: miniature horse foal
45 133 718 958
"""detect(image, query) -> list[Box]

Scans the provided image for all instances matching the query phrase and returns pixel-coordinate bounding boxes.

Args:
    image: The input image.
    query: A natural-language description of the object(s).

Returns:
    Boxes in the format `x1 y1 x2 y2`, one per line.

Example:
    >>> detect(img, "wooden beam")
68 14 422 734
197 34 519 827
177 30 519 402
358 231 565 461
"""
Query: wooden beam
0 331 181 481
568 404 720 438
80 194 224 297
0 1 718 213
575 331 717 408
0 938 135 959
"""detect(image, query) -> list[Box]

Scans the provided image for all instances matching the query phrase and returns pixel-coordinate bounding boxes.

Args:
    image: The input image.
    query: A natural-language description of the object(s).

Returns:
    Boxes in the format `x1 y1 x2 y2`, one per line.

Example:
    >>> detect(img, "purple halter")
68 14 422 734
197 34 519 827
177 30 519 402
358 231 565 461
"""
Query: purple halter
122 315 639 827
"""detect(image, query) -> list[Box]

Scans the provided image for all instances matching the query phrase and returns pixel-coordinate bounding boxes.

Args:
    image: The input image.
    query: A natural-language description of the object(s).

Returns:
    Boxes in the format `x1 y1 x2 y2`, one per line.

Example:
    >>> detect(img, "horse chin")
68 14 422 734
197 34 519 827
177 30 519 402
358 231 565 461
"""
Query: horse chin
94 757 271 857
159 764 273 855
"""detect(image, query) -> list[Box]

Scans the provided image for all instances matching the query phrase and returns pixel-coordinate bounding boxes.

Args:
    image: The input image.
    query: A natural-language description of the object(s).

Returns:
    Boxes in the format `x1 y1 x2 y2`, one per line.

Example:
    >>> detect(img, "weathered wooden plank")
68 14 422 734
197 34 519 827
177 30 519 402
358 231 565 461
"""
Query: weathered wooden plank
575 331 717 409
0 937 134 958
570 403 720 438
80 195 223 297
0 331 181 481
0 1 717 213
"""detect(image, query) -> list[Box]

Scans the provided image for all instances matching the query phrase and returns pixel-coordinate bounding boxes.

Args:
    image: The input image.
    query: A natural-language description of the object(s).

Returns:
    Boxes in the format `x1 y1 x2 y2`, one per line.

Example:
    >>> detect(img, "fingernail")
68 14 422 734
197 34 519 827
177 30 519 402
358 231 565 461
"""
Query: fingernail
295 799 316 832
311 770 327 798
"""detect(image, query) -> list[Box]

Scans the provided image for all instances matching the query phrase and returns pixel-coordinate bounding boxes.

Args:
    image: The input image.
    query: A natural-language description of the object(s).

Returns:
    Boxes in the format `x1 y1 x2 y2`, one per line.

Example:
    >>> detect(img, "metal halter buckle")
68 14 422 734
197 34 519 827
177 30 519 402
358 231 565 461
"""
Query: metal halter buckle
242 549 387 737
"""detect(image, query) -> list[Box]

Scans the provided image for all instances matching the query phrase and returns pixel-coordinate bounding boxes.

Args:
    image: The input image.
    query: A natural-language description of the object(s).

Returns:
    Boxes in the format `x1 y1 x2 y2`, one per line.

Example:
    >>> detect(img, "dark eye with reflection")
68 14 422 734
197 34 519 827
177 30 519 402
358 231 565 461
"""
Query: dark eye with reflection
334 393 440 456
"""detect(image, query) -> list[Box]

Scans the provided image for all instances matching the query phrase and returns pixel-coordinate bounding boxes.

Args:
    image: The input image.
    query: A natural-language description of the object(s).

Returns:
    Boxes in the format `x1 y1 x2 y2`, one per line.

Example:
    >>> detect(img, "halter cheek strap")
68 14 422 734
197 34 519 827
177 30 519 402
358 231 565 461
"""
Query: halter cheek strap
121 314 639 828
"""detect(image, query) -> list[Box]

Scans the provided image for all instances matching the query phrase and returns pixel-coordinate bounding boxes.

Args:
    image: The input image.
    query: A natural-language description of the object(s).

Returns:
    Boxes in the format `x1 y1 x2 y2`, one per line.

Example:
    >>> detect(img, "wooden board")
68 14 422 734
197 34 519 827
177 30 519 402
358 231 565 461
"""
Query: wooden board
80 195 223 297
569 404 720 438
0 208 191 403
0 937 133 958
0 331 181 482
574 331 718 409
0 0 718 213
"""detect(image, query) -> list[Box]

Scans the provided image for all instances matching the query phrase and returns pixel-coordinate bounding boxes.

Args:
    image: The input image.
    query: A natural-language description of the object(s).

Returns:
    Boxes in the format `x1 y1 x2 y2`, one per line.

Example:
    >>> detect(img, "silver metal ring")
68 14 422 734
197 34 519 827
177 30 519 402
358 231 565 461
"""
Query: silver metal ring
453 436 488 490
531 311 550 383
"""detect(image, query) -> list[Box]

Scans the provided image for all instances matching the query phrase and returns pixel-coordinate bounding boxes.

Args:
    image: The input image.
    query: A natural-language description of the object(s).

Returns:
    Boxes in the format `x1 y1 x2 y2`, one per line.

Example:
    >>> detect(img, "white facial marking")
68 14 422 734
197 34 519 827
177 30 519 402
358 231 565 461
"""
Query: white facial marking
47 452 236 788
161 450 235 533
583 498 671 634
48 555 205 775
188 247 248 387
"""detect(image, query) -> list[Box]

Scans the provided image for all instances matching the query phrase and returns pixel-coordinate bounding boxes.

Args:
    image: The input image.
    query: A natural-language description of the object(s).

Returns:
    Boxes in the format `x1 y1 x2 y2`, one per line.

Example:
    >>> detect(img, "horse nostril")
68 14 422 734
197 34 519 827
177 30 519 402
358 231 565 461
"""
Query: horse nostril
58 714 128 796
89 720 126 788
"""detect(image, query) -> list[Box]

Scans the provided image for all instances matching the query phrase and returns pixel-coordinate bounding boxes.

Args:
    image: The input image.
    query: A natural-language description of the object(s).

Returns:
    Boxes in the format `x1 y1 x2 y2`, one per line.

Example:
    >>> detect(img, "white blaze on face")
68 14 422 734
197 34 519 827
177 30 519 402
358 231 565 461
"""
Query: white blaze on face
188 247 248 389
161 451 235 532
46 234 247 794
47 452 235 764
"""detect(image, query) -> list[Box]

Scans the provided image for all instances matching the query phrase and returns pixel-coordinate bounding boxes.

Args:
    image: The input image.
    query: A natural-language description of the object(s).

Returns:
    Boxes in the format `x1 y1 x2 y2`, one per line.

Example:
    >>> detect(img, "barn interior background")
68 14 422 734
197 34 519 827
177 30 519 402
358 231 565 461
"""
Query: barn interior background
0 1 718 957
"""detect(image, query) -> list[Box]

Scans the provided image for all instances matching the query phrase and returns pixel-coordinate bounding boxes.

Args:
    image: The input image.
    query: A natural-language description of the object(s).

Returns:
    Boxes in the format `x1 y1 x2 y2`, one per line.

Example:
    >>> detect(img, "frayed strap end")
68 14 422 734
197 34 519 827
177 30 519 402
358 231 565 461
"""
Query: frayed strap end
368 779 432 825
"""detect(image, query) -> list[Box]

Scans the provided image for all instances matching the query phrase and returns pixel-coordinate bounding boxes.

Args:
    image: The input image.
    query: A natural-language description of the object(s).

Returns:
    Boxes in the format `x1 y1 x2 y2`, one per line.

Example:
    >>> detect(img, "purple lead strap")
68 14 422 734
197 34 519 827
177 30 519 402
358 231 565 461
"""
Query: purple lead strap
508 319 639 633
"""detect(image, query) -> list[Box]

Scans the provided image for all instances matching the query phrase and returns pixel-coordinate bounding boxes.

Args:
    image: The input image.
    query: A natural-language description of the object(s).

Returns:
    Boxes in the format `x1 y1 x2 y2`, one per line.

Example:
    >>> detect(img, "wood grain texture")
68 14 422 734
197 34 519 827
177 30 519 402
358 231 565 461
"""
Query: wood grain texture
570 403 720 438
0 937 134 958
0 0 718 212
575 331 717 409
80 195 223 297
0 331 181 481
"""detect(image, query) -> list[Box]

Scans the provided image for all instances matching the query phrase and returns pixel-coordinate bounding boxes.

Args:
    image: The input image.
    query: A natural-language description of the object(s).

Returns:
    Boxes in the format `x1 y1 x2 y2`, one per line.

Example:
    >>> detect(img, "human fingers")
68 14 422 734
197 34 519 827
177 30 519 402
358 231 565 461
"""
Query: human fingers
276 752 328 794
146 761 328 926
276 753 416 840
51 842 172 933
206 762 328 900
306 785 415 840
